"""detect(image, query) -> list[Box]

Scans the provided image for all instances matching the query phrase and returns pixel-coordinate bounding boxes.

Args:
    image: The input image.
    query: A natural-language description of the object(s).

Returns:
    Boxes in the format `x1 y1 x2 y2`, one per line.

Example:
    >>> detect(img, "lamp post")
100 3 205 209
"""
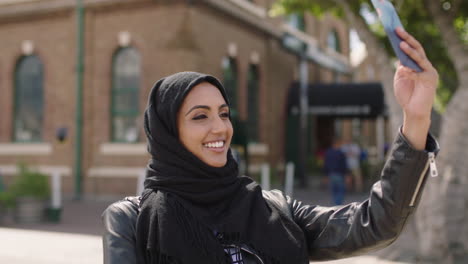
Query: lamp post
281 33 309 187
74 0 85 200
281 27 351 187
298 54 309 187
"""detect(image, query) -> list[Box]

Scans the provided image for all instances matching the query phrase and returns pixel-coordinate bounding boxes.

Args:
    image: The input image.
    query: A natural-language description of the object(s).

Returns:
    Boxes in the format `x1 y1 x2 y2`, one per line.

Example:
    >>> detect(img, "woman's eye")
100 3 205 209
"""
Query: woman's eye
220 112 230 118
193 114 207 120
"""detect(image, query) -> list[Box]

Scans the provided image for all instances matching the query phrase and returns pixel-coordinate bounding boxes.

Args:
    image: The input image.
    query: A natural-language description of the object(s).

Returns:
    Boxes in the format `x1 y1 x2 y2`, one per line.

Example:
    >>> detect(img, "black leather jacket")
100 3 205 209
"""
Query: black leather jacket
102 131 439 263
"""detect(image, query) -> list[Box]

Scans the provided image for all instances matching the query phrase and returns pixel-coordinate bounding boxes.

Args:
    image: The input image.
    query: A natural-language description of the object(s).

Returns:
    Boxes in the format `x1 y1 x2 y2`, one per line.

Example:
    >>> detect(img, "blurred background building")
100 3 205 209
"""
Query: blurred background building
0 0 389 198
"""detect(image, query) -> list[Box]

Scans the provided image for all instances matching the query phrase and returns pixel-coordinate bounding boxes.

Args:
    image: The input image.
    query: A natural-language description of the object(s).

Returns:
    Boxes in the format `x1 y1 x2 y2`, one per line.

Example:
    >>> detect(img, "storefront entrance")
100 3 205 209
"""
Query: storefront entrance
285 82 386 178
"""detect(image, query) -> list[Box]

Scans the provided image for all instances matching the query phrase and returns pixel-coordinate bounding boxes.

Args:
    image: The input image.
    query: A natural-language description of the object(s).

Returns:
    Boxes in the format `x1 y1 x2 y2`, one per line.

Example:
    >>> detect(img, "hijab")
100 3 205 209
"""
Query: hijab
136 72 308 264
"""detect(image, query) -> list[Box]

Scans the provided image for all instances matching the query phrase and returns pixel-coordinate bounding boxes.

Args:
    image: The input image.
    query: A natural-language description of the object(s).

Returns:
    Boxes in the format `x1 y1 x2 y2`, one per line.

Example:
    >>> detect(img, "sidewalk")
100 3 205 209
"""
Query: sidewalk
0 186 418 263
0 196 111 264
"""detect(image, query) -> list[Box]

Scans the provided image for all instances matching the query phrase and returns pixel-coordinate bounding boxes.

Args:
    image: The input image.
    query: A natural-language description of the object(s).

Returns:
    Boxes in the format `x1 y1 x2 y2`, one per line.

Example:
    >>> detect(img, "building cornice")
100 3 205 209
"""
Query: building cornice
202 0 282 39
201 0 350 72
0 0 74 20
0 0 145 20
0 0 349 72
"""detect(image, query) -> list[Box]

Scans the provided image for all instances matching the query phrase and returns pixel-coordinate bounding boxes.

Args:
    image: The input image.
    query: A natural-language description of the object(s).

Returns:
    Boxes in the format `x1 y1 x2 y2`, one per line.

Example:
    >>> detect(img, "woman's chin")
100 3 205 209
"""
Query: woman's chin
203 157 227 168
199 148 229 167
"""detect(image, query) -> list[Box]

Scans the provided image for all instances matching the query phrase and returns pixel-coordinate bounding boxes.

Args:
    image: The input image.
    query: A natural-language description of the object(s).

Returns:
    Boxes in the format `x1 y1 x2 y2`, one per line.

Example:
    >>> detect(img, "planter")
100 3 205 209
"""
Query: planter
0 206 14 225
46 207 62 223
0 205 5 225
14 196 46 223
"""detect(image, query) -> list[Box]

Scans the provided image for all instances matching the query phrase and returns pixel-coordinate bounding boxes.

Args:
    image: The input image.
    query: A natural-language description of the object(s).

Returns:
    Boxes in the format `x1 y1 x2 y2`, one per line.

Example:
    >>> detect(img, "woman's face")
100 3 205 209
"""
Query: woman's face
177 82 233 167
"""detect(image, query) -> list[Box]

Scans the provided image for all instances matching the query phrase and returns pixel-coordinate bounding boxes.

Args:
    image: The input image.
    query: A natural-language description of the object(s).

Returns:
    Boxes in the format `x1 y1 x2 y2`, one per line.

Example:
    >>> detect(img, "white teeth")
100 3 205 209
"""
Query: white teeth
204 141 224 148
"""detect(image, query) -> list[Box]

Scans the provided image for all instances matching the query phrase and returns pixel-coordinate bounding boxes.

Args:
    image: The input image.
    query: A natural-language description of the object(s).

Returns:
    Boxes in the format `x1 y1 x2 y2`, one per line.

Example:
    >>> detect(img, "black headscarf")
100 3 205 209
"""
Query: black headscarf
136 72 308 264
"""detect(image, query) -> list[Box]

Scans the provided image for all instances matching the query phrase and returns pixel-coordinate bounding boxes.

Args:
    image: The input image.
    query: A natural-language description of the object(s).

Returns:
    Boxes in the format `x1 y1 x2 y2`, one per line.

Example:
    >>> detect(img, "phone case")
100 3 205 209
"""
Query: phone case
371 0 422 72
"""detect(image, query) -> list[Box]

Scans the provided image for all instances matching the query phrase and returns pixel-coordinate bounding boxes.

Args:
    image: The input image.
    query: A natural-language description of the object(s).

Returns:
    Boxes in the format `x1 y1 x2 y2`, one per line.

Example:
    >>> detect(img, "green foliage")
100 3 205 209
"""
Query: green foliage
0 192 15 208
394 0 459 112
273 0 462 111
10 163 50 199
454 17 468 44
367 0 460 110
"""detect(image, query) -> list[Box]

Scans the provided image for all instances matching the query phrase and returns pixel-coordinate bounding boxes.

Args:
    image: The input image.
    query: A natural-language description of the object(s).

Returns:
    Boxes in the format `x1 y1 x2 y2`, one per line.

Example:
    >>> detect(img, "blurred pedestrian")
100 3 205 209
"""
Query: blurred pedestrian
324 138 348 205
342 138 364 192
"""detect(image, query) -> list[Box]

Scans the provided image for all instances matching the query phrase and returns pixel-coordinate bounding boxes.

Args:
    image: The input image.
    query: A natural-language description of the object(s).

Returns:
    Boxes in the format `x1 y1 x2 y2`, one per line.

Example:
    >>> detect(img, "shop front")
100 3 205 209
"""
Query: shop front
285 82 387 179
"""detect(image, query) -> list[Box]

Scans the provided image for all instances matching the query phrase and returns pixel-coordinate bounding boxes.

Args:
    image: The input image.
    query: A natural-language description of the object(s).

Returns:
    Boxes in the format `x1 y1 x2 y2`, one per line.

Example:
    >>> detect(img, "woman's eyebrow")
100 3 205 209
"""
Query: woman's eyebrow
185 105 210 116
185 104 229 116
219 104 229 110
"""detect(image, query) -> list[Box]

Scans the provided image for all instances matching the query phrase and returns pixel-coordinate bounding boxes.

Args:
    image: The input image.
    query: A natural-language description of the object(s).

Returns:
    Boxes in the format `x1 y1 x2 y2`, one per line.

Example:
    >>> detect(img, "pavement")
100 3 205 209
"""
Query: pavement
0 196 110 264
0 183 420 264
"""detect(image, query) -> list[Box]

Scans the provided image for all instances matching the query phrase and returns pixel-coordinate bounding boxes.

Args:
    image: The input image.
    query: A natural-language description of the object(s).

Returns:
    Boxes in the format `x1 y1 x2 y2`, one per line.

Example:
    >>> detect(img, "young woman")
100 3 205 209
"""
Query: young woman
102 28 439 264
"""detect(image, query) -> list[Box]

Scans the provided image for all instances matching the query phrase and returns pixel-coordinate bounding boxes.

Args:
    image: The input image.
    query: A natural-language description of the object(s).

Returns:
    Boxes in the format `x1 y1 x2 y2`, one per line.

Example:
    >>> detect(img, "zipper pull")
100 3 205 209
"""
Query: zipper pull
428 152 438 177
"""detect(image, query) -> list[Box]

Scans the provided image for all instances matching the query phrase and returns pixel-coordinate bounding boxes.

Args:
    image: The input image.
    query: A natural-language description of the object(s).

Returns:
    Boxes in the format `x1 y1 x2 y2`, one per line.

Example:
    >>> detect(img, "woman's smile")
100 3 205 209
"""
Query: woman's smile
203 140 226 152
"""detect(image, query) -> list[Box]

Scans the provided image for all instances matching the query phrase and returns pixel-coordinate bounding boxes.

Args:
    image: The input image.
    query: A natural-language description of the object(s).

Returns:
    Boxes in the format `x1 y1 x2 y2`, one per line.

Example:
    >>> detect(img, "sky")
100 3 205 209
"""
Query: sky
349 3 381 67
350 29 367 67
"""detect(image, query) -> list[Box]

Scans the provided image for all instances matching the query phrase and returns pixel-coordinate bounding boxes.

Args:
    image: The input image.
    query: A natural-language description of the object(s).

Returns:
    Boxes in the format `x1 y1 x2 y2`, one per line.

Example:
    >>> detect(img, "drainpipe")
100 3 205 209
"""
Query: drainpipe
74 0 85 200
297 54 309 187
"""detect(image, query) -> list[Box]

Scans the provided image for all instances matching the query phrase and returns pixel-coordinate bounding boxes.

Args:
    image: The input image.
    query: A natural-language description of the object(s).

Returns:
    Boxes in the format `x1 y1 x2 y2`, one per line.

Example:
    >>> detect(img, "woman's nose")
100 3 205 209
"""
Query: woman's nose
211 116 228 134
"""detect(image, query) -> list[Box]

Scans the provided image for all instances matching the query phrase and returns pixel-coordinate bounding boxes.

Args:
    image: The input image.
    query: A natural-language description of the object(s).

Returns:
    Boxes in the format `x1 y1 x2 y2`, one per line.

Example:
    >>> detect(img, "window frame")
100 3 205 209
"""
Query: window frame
222 56 238 112
327 29 341 53
13 55 44 143
286 13 306 32
247 64 260 143
110 46 141 143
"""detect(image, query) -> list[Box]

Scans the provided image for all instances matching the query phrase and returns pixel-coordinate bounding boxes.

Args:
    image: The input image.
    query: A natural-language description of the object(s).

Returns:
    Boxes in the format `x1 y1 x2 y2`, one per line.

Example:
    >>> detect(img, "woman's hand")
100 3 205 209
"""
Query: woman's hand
394 27 439 150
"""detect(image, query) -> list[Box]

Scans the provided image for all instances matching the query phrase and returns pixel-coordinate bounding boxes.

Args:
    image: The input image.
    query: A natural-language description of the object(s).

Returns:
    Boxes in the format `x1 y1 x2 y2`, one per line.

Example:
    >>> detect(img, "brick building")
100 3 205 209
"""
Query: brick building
0 0 380 198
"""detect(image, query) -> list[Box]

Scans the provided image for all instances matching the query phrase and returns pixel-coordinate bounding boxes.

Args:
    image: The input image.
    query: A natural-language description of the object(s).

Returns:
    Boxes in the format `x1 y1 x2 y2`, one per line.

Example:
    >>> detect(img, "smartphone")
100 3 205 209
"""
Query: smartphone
371 0 422 72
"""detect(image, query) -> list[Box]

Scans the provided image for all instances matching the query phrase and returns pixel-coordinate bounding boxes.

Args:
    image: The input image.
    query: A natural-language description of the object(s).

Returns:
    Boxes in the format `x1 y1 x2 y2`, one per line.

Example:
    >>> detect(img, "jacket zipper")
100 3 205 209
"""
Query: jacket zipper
409 152 438 206
428 152 438 177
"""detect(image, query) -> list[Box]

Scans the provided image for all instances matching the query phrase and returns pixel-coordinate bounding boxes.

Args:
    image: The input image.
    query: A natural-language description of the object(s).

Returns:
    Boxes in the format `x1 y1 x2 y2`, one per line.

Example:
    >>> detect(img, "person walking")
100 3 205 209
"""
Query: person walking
342 139 364 192
324 138 348 205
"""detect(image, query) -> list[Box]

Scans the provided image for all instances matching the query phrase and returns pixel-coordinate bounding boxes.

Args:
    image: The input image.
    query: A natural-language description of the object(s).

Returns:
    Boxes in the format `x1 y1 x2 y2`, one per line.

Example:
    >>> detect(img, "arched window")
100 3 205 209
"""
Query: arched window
13 55 44 142
247 64 260 142
284 13 306 52
286 13 305 31
327 29 341 53
222 56 238 111
111 47 141 143
328 29 341 82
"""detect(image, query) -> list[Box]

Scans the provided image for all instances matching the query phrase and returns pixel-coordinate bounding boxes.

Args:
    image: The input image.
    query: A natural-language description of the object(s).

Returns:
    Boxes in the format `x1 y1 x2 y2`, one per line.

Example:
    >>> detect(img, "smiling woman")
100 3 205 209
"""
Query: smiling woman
177 82 233 167
135 72 309 264
103 34 441 263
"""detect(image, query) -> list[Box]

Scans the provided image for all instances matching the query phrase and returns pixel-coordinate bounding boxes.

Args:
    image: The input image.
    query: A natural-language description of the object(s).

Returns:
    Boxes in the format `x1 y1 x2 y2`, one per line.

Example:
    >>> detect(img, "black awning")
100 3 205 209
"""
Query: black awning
287 82 385 118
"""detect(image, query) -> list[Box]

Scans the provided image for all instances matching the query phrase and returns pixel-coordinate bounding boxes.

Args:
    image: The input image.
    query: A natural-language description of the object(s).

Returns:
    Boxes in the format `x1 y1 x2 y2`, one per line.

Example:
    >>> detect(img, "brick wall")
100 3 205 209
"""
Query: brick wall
0 10 76 193
0 1 352 197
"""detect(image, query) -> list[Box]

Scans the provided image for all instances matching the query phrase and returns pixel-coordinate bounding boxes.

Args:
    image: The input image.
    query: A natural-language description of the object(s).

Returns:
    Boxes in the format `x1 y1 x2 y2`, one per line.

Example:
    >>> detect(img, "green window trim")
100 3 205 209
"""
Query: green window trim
13 55 44 143
247 64 260 143
327 29 341 53
222 56 238 111
111 47 141 143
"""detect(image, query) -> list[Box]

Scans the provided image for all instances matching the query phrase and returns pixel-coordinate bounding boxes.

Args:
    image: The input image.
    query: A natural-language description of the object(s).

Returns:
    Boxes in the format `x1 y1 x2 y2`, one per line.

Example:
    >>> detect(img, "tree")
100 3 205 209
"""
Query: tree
417 1 468 262
273 0 468 262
